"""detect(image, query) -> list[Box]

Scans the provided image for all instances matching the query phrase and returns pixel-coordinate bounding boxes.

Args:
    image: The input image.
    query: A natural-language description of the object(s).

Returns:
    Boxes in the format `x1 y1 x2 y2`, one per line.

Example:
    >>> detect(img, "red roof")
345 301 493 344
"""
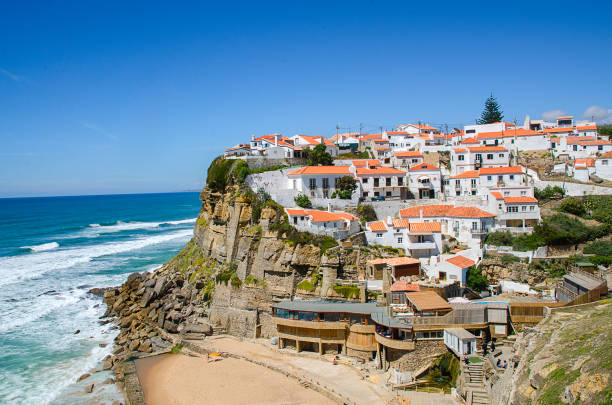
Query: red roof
490 191 503 200
356 167 406 175
285 209 357 222
581 140 611 146
479 166 523 175
400 205 453 218
391 218 411 228
373 138 389 143
576 125 597 131
395 151 423 158
288 166 352 176
451 170 479 179
409 222 441 232
409 163 439 171
598 151 612 159
566 136 595 144
446 255 475 269
374 147 390 151
368 221 387 232
543 127 575 134
454 148 468 153
573 158 595 168
386 131 411 136
504 197 537 204
460 137 480 144
467 146 508 152
390 280 420 292
477 129 542 139
447 206 496 218
352 159 381 167
296 135 336 147
367 257 420 266
557 116 573 120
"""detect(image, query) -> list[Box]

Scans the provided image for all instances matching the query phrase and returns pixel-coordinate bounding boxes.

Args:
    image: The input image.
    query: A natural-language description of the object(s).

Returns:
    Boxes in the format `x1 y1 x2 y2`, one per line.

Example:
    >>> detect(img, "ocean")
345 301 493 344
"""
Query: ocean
0 192 202 404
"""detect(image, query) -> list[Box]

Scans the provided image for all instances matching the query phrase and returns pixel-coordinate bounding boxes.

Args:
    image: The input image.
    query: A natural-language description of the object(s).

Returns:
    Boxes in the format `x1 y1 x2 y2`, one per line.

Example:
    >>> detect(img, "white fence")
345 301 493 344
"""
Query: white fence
484 244 548 262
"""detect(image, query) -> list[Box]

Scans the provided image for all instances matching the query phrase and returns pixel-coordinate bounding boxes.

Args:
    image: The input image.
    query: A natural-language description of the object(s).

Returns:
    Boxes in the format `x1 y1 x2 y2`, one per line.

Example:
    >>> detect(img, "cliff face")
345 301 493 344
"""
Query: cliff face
102 183 392 375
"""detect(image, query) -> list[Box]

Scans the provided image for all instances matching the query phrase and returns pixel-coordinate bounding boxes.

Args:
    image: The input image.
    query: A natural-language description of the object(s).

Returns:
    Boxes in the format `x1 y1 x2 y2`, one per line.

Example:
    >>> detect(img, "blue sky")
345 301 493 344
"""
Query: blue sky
1 1 611 197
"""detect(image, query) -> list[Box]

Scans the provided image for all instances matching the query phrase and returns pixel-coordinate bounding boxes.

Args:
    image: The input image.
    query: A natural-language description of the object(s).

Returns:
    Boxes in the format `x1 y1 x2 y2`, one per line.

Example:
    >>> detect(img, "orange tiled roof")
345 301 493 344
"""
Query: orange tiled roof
395 151 423 157
375 147 390 151
490 191 504 200
468 146 508 152
543 127 575 133
409 163 439 171
225 144 251 151
390 280 421 292
373 138 389 143
386 131 411 135
504 197 537 204
477 129 542 139
447 206 496 218
368 221 387 232
598 151 612 159
454 148 468 153
446 255 475 269
352 159 381 167
581 140 611 146
460 137 480 144
361 134 382 140
576 125 597 131
409 222 441 232
451 170 479 179
296 135 336 146
557 116 573 120
574 158 595 167
479 166 523 175
400 205 453 218
566 136 595 144
287 166 352 176
355 167 406 175
286 208 357 222
391 218 411 228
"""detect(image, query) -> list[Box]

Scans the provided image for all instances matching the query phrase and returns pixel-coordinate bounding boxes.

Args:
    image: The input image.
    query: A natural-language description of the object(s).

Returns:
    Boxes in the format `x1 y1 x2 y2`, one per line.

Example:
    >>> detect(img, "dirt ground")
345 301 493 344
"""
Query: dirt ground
136 354 335 405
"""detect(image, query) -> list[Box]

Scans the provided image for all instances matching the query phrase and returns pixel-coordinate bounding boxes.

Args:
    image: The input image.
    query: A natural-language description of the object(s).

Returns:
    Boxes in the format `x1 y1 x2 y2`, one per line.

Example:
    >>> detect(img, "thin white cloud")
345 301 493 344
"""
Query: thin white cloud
541 109 567 122
582 105 612 124
0 68 26 83
82 122 118 140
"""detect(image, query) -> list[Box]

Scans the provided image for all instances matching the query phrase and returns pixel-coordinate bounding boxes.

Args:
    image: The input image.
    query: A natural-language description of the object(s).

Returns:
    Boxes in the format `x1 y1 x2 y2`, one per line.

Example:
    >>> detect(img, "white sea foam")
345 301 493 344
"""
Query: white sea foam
78 218 196 236
20 242 59 252
0 229 193 288
165 218 196 225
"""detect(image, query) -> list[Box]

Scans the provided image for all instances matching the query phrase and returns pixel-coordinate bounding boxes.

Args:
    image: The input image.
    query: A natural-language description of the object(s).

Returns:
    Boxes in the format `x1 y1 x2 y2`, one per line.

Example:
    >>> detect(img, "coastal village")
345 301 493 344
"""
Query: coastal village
100 108 612 405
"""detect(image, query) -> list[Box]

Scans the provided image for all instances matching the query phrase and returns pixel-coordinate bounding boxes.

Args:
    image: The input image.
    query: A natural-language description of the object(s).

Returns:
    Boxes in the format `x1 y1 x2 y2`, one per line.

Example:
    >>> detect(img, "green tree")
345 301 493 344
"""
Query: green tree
307 144 333 166
559 198 585 216
295 194 312 208
466 267 489 292
477 94 504 124
336 176 357 193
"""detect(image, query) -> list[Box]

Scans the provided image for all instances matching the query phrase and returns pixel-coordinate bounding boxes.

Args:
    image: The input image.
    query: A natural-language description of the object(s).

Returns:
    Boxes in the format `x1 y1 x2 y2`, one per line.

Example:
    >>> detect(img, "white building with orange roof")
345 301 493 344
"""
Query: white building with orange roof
399 204 495 247
291 134 339 157
364 217 442 258
286 165 358 199
224 144 252 157
477 128 549 150
464 121 515 137
354 166 408 200
553 135 612 159
285 207 361 239
595 151 612 181
478 166 526 190
449 170 479 197
487 192 540 232
423 254 477 287
450 146 510 175
407 163 442 199
330 132 360 153
393 150 424 168
396 123 439 135
571 158 596 182
247 134 302 158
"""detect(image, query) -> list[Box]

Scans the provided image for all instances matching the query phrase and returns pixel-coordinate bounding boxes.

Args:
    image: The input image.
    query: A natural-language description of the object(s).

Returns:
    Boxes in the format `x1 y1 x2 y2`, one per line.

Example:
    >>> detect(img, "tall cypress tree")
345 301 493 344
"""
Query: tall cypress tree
477 94 504 124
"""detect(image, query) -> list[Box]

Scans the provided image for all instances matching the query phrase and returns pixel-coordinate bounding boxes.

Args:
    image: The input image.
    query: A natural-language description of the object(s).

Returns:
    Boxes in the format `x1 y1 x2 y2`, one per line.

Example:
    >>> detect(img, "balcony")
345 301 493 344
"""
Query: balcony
374 333 416 351
499 210 540 221
407 241 437 250
274 317 347 330
470 228 489 235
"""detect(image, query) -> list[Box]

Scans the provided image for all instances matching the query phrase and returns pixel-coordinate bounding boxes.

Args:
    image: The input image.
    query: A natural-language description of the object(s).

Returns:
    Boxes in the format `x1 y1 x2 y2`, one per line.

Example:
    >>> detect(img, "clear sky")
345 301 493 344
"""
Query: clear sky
1 1 611 197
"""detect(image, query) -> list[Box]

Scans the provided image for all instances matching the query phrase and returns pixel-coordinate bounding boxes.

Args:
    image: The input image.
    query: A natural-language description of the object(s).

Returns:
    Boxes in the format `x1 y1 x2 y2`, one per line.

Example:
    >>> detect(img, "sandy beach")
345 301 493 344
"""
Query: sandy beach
135 353 335 405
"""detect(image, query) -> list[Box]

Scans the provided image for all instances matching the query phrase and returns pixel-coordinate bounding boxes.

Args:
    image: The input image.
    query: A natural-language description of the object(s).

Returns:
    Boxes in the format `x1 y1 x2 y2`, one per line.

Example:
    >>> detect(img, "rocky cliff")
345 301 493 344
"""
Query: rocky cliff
101 179 398 381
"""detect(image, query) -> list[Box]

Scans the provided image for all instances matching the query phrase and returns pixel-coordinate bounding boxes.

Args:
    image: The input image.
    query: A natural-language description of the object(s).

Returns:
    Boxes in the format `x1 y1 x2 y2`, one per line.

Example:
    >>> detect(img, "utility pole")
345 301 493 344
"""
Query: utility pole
359 123 363 137
336 123 339 139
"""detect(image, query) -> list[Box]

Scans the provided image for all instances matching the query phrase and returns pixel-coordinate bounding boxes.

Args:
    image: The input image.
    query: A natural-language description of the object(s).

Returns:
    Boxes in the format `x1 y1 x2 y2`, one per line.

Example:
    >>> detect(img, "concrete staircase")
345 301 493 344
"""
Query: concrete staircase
211 326 226 336
464 361 489 405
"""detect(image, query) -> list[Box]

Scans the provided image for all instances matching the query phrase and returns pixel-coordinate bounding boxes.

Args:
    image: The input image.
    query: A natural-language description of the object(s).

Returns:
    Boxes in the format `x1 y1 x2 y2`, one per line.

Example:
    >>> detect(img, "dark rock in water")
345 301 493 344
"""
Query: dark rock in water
99 343 108 348
98 319 112 326
40 290 58 296
102 378 115 385
84 383 94 393
74 329 80 334
77 373 90 382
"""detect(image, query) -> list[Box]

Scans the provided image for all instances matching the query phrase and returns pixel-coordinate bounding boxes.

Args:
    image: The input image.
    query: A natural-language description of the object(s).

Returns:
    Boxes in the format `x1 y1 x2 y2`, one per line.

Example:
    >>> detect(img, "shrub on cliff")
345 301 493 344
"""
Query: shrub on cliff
559 198 585 216
206 157 249 192
466 267 488 292
357 204 377 224
306 144 333 166
295 194 312 208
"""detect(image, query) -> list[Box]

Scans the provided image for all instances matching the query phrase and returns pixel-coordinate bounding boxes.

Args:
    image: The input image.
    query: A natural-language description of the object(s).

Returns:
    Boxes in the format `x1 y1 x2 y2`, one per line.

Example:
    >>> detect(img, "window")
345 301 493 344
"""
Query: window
322 178 329 189
397 237 403 244
471 179 477 188
522 206 527 211
439 271 447 281
466 129 476 134
472 222 478 230
530 205 535 211
507 206 518 213
498 175 503 182
475 154 482 161
309 178 316 189
398 177 403 186
374 178 379 187
599 145 604 151
487 154 494 160
509 175 514 180
603 160 609 166
455 179 460 186
374 191 379 197
362 178 368 183
363 191 369 197
386 177 392 186
417 235 425 243
487 176 492 181
376 233 383 237
499 154 505 158
458 154 465 161
498 204 502 209
521 191 526 196
504 191 510 196
386 191 392 197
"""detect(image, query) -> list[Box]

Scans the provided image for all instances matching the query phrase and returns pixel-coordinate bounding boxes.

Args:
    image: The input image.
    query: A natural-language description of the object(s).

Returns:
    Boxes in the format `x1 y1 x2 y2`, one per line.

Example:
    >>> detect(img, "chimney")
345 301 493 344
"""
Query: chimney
387 216 392 225
251 134 255 141
327 202 332 213
275 135 279 146
419 209 423 221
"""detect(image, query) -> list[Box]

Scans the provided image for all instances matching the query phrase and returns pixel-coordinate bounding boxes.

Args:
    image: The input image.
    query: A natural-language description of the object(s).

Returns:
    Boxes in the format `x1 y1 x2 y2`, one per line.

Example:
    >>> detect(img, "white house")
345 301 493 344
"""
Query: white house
393 151 424 168
407 163 442 199
450 146 510 175
291 135 339 157
464 122 515 138
444 328 477 356
365 218 442 258
330 132 361 153
287 166 356 199
397 123 439 135
476 128 549 150
355 166 408 200
571 158 596 182
553 136 612 159
449 170 479 197
424 254 477 287
384 131 417 150
285 207 360 239
477 166 526 192
248 134 301 158
488 192 540 231
595 151 612 181
224 144 252 157
399 204 496 248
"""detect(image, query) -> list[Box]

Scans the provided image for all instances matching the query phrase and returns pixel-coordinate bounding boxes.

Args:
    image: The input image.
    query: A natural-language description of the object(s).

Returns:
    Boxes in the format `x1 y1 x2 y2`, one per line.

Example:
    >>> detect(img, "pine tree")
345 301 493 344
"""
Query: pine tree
477 94 504 124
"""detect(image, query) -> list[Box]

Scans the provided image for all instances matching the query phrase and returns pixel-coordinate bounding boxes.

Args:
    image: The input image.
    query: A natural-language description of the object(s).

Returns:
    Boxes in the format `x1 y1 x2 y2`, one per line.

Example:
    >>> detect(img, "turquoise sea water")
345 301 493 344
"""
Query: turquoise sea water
0 192 201 404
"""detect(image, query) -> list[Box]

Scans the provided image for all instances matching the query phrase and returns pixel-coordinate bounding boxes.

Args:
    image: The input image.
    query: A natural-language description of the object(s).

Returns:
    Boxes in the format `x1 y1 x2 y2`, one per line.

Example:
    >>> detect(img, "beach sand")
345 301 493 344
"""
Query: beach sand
135 354 335 405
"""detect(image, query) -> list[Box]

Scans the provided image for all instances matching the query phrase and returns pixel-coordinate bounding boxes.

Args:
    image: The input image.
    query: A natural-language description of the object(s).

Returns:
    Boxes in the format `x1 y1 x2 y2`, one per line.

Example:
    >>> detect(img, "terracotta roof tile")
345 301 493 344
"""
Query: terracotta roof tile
408 163 439 171
467 146 508 152
287 166 352 176
400 205 453 218
409 222 441 232
504 197 537 203
368 221 387 232
490 191 504 200
446 255 475 269
451 170 479 179
352 159 381 167
367 257 420 266
598 151 612 159
395 151 423 158
390 280 420 292
356 167 406 175
478 166 523 175
447 206 496 218
285 208 357 222
391 218 411 228
460 137 480 144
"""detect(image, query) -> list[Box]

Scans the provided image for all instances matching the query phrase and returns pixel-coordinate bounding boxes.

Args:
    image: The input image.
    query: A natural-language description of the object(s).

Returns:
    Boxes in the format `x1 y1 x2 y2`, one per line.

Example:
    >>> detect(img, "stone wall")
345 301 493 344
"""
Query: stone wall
386 340 447 372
